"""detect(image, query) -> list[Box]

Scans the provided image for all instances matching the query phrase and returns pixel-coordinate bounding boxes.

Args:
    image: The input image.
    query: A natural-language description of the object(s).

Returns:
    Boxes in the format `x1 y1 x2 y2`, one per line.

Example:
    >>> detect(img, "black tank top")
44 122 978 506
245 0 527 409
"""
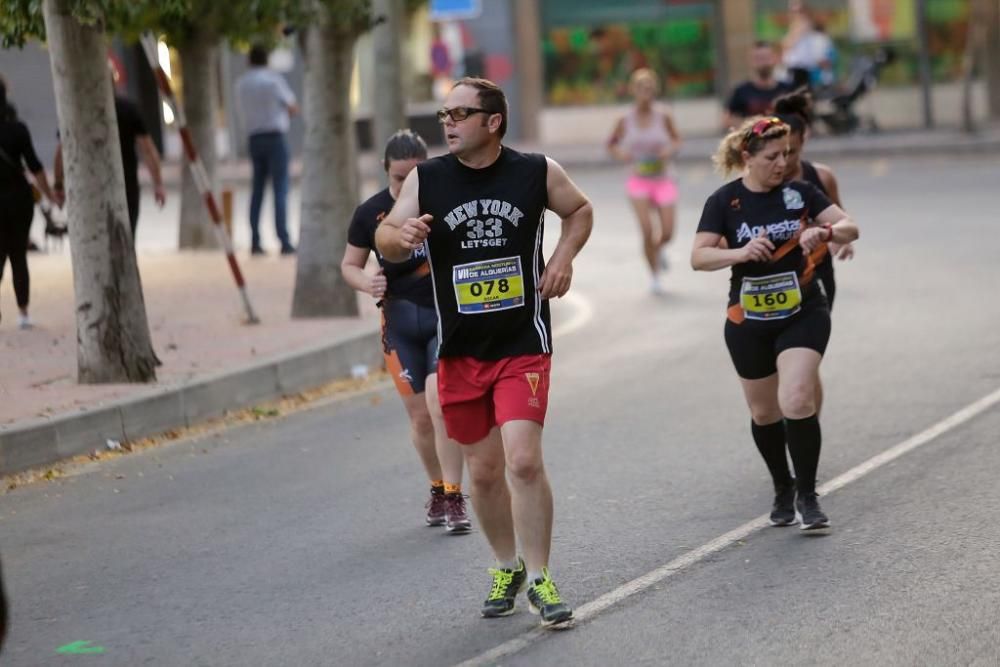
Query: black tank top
800 161 828 195
800 161 835 279
417 147 551 360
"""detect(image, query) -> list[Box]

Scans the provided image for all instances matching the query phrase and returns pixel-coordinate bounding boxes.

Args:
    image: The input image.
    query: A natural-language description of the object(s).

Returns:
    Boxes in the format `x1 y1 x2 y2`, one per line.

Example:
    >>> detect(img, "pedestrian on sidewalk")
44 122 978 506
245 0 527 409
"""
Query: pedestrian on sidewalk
53 77 167 243
607 68 682 295
691 116 859 531
0 75 62 329
236 44 298 256
377 77 593 627
722 41 793 130
341 129 471 533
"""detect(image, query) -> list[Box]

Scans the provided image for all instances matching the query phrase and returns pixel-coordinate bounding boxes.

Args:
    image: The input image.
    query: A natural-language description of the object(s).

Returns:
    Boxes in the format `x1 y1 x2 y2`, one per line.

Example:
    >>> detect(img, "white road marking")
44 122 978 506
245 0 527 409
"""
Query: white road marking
454 385 1000 667
551 292 594 339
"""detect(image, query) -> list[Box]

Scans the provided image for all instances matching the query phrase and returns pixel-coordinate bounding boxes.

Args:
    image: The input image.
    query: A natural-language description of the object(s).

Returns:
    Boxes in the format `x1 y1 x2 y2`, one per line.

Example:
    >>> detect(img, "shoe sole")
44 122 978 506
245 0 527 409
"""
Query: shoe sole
426 518 446 527
769 517 798 527
445 522 472 534
795 511 831 531
481 607 517 618
528 602 574 629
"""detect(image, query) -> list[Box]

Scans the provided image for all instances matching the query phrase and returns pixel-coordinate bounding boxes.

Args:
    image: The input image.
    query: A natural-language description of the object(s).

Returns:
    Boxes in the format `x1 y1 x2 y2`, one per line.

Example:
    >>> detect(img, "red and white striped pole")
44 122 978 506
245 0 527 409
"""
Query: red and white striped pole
139 34 260 324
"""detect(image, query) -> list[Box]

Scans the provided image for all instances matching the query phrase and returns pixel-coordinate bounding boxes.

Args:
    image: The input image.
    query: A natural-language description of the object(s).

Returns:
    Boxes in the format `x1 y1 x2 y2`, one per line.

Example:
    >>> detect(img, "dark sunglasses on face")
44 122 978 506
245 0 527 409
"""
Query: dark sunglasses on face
436 106 493 123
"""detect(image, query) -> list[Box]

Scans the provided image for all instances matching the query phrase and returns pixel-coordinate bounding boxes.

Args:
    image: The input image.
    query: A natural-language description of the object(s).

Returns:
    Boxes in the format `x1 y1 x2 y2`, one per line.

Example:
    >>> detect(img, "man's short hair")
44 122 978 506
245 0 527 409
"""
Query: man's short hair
248 44 269 67
452 77 508 138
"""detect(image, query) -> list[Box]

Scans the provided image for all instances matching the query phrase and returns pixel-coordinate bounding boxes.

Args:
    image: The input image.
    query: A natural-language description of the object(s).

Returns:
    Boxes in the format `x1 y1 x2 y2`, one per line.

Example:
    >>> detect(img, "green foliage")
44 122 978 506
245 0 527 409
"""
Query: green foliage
0 0 183 47
0 0 381 52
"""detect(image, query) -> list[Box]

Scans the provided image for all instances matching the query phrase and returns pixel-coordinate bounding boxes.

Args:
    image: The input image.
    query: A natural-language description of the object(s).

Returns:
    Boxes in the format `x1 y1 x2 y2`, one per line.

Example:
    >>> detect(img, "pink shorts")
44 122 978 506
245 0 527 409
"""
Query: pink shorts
626 175 678 207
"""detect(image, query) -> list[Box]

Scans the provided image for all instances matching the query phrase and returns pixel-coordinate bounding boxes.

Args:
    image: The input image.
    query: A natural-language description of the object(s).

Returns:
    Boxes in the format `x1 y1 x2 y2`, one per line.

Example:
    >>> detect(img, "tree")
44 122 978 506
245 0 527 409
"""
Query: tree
2 0 166 383
290 0 376 318
371 0 405 171
156 2 288 249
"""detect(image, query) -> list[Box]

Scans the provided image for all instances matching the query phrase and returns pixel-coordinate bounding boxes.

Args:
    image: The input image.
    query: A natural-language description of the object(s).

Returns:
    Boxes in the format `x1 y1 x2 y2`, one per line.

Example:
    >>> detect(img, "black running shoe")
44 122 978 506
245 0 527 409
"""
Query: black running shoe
769 481 797 526
481 558 526 618
527 568 573 628
796 492 831 531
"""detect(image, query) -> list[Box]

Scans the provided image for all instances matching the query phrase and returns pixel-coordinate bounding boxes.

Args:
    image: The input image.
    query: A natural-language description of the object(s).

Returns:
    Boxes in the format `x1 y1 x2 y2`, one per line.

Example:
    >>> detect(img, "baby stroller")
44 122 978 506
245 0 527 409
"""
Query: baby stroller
814 47 896 135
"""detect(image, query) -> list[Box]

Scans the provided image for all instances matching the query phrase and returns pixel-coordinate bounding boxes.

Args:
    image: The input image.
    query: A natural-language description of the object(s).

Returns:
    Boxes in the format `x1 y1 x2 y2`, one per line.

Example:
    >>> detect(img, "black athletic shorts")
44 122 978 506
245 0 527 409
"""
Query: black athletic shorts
724 299 831 380
381 298 439 395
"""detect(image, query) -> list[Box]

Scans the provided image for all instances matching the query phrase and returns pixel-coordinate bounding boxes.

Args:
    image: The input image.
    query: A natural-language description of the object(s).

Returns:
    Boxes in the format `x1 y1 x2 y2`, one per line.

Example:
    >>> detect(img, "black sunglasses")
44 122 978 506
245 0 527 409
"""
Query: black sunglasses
436 106 494 123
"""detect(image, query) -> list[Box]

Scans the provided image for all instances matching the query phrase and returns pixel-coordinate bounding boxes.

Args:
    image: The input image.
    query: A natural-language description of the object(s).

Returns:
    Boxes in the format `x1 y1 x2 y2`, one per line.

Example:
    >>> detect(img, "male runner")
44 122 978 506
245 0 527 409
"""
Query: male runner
376 77 593 627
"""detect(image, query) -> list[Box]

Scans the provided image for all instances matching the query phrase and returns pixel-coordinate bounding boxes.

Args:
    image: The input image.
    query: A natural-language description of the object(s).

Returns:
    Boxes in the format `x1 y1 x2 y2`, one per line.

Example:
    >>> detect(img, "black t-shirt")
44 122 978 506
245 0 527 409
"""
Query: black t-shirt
697 178 833 320
417 147 550 360
0 118 43 196
347 187 434 307
114 96 148 194
726 81 794 119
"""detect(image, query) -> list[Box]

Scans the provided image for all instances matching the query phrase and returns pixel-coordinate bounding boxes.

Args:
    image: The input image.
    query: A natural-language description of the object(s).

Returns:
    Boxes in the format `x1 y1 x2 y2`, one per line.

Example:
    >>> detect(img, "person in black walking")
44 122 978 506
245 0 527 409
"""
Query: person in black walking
53 83 166 243
0 76 61 329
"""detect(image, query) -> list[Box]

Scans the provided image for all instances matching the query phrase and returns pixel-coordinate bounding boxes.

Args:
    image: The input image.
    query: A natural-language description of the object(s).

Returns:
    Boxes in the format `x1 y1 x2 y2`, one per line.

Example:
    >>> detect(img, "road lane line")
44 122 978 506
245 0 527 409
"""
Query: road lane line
455 385 1000 667
551 291 593 339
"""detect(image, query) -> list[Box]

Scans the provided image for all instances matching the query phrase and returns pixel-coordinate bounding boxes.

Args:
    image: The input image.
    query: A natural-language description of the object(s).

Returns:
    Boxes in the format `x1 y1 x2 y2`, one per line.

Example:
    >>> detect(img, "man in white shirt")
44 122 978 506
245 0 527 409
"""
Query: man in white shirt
236 44 299 255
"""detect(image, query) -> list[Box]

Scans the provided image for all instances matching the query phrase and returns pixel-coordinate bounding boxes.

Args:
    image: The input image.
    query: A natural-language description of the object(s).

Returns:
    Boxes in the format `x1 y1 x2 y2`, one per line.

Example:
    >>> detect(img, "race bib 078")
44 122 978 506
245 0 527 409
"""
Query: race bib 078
452 256 525 314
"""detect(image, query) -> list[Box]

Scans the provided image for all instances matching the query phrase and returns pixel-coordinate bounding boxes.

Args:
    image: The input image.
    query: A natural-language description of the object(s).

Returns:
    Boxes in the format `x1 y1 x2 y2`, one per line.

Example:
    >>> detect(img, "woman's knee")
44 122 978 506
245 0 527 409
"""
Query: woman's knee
778 381 817 419
409 410 434 439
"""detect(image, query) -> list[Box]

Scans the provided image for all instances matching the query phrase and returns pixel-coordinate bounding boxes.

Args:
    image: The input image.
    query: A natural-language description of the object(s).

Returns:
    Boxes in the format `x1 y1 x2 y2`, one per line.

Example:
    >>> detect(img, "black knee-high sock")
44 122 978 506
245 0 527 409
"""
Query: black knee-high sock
785 415 822 495
751 420 792 488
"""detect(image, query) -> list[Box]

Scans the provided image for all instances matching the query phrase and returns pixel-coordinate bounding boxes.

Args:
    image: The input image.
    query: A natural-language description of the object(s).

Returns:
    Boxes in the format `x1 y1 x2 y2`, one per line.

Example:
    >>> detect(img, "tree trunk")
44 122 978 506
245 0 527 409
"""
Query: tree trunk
177 30 220 249
291 14 360 318
372 0 406 161
42 0 157 383
984 0 1000 120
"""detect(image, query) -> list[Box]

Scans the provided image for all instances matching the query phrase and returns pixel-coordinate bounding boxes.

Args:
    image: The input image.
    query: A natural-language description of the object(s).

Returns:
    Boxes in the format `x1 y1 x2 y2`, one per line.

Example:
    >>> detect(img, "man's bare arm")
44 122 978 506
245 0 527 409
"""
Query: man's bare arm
538 157 593 299
374 169 428 262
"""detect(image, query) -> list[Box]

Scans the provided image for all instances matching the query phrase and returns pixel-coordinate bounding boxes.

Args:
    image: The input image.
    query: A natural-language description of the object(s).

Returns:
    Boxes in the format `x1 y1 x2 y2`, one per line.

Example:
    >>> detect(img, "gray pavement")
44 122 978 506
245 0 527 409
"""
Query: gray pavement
2 154 1000 666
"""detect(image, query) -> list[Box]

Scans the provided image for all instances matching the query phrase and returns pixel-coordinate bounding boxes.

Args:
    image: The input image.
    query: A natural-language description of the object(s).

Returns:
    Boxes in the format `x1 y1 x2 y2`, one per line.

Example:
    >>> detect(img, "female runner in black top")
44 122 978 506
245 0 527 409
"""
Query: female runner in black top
774 89 854 310
691 116 858 531
340 130 470 532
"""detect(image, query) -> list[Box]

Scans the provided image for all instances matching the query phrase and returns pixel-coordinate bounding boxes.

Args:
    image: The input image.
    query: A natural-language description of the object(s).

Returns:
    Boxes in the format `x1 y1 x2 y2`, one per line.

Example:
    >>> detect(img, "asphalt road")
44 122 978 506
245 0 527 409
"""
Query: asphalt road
2 154 999 666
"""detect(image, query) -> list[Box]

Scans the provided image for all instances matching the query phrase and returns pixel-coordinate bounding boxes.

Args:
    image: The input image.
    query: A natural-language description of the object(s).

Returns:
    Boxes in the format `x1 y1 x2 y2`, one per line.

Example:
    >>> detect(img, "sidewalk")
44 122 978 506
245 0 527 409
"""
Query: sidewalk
157 126 1000 187
0 251 381 475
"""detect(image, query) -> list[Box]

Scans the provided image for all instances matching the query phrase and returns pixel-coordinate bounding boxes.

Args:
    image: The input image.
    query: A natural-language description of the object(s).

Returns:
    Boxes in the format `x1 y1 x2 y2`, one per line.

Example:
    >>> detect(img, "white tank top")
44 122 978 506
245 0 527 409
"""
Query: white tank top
621 107 673 178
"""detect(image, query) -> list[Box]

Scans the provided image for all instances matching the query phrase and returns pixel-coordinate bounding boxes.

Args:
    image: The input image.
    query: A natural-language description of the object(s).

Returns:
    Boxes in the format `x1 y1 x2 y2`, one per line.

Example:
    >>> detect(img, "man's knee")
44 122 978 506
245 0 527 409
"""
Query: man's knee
505 447 544 484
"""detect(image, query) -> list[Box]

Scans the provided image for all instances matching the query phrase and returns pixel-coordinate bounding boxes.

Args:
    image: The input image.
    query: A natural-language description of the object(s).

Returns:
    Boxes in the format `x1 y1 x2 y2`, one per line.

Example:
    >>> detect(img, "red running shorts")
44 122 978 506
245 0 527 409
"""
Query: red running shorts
436 354 551 445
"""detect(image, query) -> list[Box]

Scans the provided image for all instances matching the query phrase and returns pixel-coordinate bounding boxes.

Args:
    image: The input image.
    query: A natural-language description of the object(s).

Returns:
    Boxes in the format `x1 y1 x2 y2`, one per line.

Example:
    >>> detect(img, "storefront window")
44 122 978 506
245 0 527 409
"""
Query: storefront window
755 0 970 87
541 0 716 105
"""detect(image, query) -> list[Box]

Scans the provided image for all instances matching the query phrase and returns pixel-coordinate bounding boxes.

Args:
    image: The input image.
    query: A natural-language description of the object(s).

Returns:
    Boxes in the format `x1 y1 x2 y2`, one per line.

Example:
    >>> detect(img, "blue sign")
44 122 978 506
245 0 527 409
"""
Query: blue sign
429 0 481 21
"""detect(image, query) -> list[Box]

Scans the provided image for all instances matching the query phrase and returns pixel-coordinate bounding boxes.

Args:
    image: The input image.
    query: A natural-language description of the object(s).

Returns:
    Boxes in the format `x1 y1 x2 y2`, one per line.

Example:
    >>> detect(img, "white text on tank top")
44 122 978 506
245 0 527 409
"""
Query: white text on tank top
622 108 672 178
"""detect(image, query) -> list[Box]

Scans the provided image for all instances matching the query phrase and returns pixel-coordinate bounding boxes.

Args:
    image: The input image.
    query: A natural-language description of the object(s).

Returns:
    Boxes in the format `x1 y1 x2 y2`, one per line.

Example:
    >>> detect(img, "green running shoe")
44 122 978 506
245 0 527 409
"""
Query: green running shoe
481 558 526 618
526 568 573 627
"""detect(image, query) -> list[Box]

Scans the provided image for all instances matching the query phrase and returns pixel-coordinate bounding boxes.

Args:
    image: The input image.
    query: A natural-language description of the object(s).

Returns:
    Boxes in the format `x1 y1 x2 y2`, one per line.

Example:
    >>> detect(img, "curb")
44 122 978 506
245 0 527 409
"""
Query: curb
0 328 383 477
